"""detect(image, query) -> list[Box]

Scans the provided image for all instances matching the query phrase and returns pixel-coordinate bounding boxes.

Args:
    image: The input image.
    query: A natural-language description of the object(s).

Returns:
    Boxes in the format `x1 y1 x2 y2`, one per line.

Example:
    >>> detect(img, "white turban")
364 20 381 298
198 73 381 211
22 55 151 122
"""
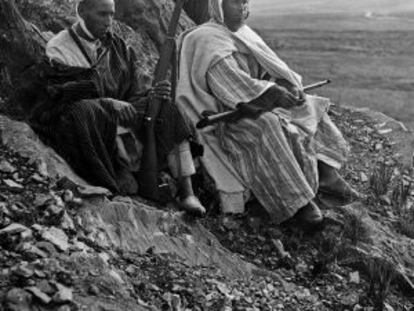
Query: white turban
209 0 224 24
207 0 303 88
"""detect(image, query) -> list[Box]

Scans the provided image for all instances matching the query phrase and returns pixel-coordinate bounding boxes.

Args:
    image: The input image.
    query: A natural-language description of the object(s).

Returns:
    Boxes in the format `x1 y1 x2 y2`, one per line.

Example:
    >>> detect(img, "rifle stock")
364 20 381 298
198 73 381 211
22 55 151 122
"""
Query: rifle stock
137 0 186 201
196 79 331 129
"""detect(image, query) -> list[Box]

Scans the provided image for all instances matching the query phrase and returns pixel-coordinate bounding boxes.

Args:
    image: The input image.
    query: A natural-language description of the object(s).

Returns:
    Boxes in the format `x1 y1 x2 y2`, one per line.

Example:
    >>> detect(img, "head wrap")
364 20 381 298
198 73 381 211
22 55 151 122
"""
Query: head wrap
209 0 224 24
75 0 97 40
204 0 303 88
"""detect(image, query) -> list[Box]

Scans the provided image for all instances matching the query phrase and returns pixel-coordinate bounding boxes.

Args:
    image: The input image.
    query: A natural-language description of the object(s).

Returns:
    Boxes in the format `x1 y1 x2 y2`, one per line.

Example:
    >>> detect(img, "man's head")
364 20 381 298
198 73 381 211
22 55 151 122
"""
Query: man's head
210 0 249 31
223 0 250 31
77 0 115 39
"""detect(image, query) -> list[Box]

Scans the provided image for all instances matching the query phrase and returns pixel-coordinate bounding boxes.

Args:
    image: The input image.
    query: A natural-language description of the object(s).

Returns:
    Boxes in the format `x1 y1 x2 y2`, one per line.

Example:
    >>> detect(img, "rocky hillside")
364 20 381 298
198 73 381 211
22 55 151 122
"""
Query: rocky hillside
0 1 414 311
0 104 413 311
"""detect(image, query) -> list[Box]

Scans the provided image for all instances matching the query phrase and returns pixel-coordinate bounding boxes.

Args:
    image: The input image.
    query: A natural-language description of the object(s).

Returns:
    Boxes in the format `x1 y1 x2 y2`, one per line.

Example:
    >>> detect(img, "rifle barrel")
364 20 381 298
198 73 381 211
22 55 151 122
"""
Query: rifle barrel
196 79 331 129
303 79 331 92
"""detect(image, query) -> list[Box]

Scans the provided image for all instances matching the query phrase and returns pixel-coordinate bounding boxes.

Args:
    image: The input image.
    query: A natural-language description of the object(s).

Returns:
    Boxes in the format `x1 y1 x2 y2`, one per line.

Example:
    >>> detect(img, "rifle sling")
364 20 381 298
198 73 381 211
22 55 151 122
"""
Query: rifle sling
171 40 177 107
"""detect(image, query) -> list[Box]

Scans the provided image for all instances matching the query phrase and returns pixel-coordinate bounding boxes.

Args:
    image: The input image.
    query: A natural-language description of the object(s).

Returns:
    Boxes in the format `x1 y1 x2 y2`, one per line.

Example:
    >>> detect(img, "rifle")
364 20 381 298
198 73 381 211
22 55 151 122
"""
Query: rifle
196 79 331 129
137 0 186 201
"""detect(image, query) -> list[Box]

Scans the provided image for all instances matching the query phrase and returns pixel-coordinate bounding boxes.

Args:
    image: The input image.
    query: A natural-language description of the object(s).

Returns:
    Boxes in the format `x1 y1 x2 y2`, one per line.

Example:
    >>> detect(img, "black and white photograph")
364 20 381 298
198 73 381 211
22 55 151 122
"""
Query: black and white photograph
0 0 413 310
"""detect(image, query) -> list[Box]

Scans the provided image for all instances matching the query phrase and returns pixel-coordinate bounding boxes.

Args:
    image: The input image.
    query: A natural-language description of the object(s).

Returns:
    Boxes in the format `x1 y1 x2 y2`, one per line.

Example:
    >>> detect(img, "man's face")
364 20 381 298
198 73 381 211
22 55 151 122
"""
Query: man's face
80 0 115 39
222 0 250 26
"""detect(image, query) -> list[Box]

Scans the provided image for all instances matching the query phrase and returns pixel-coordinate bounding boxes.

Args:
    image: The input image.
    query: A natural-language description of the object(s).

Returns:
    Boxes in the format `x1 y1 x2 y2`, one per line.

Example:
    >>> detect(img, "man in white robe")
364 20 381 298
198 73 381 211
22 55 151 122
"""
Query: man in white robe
176 0 361 226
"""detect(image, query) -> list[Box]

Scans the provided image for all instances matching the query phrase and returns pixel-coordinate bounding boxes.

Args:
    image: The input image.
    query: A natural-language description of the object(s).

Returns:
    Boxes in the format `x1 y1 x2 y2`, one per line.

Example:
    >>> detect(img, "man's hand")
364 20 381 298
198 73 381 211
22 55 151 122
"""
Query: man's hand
276 86 305 108
275 79 306 107
290 86 306 104
148 80 172 102
106 98 137 125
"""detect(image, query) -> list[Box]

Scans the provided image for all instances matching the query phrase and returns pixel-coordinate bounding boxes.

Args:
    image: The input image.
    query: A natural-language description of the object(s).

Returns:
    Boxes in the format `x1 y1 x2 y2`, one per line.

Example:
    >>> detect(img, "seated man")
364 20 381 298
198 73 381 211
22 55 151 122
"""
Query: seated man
37 0 205 215
176 0 360 226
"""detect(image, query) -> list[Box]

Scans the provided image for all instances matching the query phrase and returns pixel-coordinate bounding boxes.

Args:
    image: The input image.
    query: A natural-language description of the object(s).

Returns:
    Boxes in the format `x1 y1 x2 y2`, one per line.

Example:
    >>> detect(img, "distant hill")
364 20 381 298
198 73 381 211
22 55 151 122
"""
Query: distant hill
250 0 414 16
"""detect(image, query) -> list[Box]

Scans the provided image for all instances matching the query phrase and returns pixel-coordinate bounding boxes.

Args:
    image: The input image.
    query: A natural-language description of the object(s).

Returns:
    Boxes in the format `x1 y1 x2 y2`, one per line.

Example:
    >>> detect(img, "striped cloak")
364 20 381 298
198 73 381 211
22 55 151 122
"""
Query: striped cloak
30 31 191 193
176 23 348 223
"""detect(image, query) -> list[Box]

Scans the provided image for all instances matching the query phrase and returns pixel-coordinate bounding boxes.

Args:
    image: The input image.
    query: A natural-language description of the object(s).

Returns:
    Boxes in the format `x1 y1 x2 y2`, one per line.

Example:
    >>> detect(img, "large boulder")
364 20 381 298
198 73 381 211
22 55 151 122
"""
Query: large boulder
0 114 256 278
79 196 256 277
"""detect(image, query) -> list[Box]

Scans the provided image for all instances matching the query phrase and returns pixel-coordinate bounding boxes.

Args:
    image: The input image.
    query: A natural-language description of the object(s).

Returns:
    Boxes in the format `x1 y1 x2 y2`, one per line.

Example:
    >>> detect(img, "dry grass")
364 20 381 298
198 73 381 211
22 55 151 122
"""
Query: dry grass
392 177 414 238
369 161 394 198
391 177 412 212
398 211 414 239
312 230 344 275
343 211 372 245
366 257 396 310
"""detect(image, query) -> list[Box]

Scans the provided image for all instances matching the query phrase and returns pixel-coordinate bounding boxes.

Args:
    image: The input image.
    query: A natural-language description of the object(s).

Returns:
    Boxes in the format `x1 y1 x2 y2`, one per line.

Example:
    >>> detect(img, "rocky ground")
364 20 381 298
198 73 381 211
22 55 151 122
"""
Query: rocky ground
0 105 413 311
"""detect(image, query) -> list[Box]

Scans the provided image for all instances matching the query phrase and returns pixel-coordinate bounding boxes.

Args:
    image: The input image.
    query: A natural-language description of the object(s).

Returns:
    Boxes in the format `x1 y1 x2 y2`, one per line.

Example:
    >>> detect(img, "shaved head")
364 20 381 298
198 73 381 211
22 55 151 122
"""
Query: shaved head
78 0 114 11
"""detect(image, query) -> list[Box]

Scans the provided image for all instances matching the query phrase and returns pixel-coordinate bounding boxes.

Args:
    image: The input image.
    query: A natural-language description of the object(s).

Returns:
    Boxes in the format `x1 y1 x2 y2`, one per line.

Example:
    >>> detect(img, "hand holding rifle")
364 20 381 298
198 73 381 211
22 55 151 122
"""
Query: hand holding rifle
104 80 172 126
272 78 308 106
290 86 306 104
196 79 331 129
272 85 306 108
148 80 172 102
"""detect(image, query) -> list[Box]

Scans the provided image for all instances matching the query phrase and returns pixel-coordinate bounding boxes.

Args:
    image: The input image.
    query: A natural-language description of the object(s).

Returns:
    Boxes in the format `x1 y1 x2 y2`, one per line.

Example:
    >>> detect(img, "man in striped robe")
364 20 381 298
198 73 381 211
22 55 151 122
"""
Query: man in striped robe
176 0 361 227
36 0 205 215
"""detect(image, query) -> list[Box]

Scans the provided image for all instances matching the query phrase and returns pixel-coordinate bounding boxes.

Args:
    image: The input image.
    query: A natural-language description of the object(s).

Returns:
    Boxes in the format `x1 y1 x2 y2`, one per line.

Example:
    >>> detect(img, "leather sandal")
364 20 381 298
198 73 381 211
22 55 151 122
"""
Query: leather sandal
319 172 363 201
294 200 323 228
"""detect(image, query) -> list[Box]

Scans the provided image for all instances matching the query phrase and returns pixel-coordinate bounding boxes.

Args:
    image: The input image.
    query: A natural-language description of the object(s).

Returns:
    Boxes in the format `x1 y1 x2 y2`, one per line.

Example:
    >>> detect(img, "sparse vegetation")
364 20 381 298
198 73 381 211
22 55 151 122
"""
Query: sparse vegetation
397 209 414 239
366 257 396 311
343 210 372 245
369 161 394 198
312 230 343 275
392 176 414 238
392 176 412 213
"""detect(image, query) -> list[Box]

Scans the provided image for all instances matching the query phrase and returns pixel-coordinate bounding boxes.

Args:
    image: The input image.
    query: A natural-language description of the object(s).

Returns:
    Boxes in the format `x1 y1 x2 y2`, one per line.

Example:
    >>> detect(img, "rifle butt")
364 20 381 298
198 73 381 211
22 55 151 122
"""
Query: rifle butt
137 125 160 201
136 169 159 201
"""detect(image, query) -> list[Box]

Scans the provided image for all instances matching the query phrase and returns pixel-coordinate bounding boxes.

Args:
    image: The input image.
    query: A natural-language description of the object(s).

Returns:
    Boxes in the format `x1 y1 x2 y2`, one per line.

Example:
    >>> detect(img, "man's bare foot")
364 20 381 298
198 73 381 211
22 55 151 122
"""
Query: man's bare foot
179 195 206 217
